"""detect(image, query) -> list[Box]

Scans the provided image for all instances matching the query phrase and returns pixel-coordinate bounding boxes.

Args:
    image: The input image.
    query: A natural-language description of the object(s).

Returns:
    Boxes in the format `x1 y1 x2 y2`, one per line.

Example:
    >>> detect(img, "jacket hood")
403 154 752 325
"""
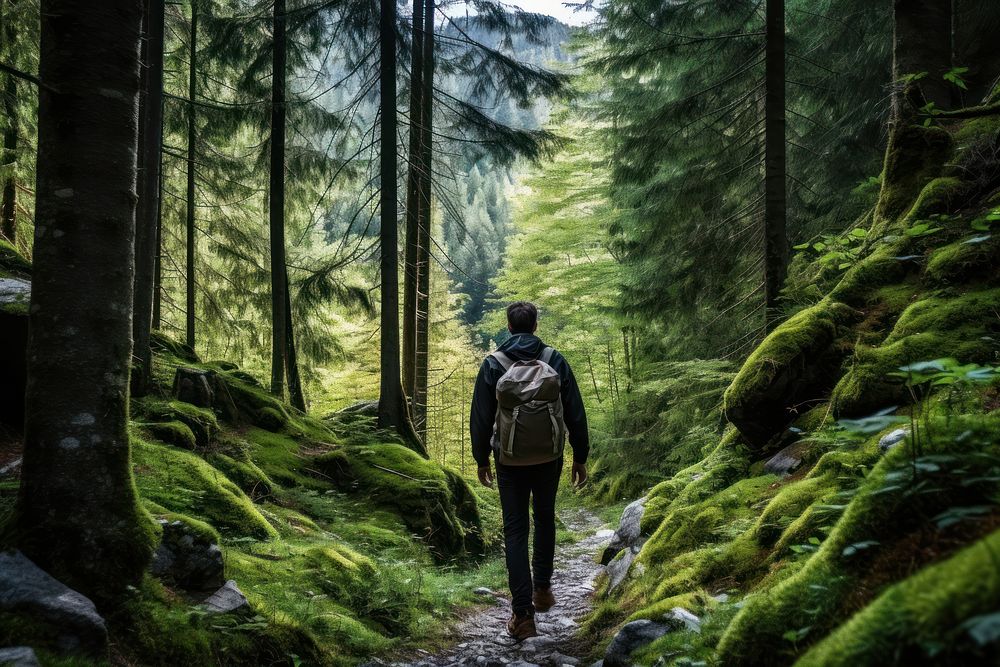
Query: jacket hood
497 333 546 361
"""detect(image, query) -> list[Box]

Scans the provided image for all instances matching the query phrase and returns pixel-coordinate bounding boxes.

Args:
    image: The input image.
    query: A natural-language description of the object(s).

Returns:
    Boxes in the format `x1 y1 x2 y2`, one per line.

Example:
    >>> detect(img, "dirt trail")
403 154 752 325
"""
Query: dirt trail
393 507 611 667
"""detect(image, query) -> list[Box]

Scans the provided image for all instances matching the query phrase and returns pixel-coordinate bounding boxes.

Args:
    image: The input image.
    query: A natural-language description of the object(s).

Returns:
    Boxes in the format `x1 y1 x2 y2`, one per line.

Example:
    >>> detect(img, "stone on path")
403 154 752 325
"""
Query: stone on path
600 498 646 565
473 587 494 597
202 580 250 615
0 647 40 667
605 548 636 593
0 550 108 658
603 619 671 667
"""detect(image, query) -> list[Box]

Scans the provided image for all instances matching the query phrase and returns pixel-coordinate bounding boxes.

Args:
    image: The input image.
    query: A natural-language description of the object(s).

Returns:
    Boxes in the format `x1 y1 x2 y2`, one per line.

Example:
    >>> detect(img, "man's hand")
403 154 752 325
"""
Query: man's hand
571 462 588 489
478 464 494 488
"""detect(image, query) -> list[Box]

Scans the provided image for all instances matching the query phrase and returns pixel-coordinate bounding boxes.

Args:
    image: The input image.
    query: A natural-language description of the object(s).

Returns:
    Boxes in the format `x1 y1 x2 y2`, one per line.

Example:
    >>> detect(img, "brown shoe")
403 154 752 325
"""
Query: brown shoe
507 612 538 640
532 586 556 613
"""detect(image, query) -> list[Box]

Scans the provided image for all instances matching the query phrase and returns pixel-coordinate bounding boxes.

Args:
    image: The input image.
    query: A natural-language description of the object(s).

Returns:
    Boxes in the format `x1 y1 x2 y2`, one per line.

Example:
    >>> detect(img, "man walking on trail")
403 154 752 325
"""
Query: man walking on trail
470 301 589 640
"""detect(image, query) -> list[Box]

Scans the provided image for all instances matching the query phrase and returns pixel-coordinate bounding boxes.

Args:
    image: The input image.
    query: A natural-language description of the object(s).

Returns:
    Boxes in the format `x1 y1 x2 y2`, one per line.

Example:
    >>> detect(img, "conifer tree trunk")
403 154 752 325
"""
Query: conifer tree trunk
378 0 425 455
762 0 787 332
185 3 198 349
0 0 17 243
16 0 154 605
285 274 306 412
413 0 434 435
892 0 953 121
133 0 165 395
269 0 288 398
152 154 163 329
402 0 425 407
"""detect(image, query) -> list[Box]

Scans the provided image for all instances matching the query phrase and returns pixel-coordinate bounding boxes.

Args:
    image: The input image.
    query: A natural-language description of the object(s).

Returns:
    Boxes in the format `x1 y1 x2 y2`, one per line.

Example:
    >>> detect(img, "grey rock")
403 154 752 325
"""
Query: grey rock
763 440 810 476
520 636 555 653
604 620 670 667
202 580 250 615
0 647 40 667
711 593 730 603
473 587 494 597
664 607 700 633
0 278 30 307
0 551 107 658
547 653 580 666
600 498 646 565
151 519 225 590
506 662 541 667
0 457 21 477
605 548 636 593
879 428 909 452
590 661 604 667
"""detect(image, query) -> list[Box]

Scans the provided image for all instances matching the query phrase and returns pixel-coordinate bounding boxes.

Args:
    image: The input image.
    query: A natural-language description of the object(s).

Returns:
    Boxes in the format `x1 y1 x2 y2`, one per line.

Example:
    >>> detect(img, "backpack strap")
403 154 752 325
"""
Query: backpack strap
538 346 555 366
491 351 514 371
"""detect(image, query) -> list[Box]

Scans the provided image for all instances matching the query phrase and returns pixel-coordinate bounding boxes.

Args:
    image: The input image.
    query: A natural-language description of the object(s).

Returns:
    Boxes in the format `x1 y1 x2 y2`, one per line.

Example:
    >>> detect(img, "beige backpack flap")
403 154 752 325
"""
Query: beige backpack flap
495 358 563 461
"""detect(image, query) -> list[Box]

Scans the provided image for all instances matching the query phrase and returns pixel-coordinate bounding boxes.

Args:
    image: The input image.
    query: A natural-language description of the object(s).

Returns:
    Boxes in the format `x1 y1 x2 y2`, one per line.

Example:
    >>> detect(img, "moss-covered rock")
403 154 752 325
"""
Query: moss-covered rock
832 288 1000 416
313 444 483 560
797 528 1000 666
132 437 277 540
137 398 219 448
924 236 1000 287
723 300 858 446
0 239 30 278
144 420 197 450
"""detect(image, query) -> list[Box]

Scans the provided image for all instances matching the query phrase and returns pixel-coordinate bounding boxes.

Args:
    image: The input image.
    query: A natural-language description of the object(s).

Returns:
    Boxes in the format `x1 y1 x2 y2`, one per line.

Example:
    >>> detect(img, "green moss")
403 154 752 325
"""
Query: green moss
132 437 277 540
0 238 31 277
925 237 1000 287
313 444 483 560
829 240 914 307
206 452 274 500
137 398 219 448
753 475 836 547
900 176 967 225
144 420 197 450
222 373 294 430
149 330 199 363
797 528 1000 666
723 300 857 446
874 124 952 230
832 289 1000 416
716 418 1000 665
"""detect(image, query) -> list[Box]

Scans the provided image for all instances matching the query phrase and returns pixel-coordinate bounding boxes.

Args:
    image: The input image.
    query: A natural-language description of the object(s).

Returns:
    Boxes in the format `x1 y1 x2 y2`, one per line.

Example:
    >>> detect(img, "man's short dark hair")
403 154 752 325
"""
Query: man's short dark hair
507 301 538 333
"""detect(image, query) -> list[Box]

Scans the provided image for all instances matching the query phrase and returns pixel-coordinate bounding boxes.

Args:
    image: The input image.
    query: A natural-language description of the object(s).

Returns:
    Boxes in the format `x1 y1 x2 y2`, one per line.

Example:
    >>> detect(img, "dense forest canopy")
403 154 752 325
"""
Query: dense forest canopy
2 0 1000 665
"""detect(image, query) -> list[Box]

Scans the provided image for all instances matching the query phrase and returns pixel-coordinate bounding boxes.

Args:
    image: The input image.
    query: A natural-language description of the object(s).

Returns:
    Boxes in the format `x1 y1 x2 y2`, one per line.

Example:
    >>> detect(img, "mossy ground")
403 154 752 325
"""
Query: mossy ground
589 114 1000 666
0 331 508 666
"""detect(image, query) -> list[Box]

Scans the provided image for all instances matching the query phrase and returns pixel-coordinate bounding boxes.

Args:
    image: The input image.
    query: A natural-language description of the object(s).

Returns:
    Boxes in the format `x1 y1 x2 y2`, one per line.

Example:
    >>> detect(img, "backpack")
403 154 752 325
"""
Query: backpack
490 346 566 466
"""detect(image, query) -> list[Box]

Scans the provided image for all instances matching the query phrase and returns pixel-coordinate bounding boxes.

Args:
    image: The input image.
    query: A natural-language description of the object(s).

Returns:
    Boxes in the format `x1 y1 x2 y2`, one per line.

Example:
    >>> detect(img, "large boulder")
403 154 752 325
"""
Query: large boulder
150 518 225 590
0 551 107 658
172 366 240 423
723 300 856 447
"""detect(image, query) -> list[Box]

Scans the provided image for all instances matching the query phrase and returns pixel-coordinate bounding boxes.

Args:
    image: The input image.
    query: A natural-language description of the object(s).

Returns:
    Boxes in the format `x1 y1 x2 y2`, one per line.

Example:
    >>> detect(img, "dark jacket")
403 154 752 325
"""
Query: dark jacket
470 333 589 467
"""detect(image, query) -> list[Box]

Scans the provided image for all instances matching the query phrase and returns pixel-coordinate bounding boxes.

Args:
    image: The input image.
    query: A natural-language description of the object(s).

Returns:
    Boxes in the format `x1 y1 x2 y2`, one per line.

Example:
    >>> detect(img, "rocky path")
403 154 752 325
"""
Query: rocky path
394 508 612 667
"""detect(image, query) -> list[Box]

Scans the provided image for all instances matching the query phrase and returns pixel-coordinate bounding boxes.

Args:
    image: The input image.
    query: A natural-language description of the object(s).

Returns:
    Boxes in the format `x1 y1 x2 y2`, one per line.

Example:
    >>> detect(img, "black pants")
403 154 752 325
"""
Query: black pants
496 457 562 614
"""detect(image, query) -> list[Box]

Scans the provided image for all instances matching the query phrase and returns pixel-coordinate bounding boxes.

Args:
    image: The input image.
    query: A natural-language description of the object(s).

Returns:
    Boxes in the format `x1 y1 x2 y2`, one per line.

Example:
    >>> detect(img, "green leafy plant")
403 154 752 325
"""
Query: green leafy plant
793 227 868 271
943 66 970 90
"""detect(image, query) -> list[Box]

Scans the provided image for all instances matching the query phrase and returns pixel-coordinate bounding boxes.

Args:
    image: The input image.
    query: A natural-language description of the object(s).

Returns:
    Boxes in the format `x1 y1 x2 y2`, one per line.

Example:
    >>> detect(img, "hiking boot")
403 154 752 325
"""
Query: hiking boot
532 586 555 613
507 611 538 640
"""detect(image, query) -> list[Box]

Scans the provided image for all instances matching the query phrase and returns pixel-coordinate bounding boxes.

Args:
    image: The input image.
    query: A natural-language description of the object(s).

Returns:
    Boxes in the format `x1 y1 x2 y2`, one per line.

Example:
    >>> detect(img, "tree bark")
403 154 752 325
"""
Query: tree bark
892 0 954 121
413 0 434 435
269 0 288 398
285 272 306 412
185 2 198 350
377 0 425 455
0 0 17 243
15 0 154 606
763 0 787 332
402 0 425 407
133 0 165 396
